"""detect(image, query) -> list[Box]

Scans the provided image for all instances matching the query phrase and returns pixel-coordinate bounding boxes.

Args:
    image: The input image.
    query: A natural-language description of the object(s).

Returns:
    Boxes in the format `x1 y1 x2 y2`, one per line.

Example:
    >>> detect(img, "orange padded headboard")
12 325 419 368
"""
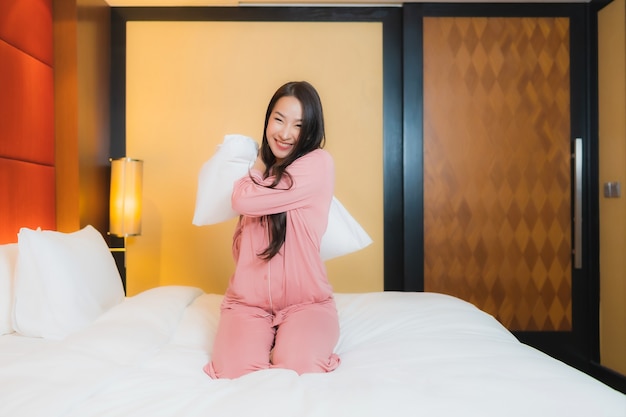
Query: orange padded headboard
0 0 54 244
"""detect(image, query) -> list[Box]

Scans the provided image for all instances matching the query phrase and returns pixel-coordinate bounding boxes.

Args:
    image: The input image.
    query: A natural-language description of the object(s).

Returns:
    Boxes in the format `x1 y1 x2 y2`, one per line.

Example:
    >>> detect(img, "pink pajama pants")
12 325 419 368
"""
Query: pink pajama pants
204 300 340 379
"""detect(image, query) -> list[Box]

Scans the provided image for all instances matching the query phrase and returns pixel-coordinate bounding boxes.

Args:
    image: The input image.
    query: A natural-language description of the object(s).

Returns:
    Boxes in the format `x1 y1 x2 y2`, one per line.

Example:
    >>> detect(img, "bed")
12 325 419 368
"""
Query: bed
1 227 625 417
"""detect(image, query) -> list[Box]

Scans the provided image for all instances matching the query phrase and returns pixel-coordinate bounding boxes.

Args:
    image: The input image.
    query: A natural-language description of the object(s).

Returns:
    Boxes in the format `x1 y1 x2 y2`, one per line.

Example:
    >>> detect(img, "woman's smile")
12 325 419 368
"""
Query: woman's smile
273 139 293 152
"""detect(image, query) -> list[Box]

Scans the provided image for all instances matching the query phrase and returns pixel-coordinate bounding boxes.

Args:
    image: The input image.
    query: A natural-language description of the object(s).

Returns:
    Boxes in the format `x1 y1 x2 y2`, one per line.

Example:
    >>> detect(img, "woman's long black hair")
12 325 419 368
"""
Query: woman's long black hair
255 81 326 260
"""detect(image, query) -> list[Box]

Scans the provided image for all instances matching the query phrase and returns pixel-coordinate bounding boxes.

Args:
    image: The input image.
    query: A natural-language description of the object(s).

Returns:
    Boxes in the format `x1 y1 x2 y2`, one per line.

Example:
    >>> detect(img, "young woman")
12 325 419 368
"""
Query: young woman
204 81 340 379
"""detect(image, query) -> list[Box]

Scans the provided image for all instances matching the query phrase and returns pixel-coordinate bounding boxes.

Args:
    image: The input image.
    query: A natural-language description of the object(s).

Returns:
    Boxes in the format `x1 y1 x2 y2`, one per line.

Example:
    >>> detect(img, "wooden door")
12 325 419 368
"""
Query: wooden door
423 16 573 332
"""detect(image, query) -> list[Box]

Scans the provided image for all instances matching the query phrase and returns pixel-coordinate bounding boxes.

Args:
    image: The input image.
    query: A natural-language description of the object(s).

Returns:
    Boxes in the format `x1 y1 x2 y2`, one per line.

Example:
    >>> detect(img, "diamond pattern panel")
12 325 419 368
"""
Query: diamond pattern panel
423 17 572 331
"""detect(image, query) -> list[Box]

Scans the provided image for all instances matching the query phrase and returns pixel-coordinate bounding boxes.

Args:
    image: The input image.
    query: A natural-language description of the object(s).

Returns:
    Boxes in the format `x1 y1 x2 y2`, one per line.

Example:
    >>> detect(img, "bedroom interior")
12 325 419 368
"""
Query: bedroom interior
0 0 625 414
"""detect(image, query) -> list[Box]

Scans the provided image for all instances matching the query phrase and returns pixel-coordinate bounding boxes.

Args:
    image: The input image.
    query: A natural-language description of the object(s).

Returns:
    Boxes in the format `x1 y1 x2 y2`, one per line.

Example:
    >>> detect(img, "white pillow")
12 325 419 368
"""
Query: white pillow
13 225 125 340
192 134 259 226
322 197 373 261
193 134 372 260
0 243 18 335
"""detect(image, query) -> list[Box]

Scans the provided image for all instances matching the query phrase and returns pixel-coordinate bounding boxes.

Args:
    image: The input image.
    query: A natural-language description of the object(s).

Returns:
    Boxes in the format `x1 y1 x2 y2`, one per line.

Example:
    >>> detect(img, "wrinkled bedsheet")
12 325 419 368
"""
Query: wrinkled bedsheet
0 286 624 417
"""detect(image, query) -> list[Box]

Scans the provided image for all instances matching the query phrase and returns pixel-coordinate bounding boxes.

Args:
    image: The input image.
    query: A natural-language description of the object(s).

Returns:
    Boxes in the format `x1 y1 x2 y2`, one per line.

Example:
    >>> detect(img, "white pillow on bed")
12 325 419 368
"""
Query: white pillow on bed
193 134 372 260
0 243 18 335
12 225 125 340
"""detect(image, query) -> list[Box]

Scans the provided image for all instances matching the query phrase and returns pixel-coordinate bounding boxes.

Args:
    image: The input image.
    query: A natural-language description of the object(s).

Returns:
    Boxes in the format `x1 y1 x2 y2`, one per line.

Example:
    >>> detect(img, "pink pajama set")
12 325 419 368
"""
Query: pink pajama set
204 149 341 379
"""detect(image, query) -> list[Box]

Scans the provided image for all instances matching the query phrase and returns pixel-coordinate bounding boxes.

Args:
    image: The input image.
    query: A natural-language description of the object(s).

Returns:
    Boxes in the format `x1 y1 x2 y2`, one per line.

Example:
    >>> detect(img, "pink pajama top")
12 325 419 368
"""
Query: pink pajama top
223 149 335 314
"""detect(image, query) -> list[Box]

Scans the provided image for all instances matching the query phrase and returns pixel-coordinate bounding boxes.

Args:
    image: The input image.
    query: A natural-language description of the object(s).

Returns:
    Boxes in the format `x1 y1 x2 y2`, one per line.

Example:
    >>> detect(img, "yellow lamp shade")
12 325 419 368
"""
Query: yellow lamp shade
109 157 143 237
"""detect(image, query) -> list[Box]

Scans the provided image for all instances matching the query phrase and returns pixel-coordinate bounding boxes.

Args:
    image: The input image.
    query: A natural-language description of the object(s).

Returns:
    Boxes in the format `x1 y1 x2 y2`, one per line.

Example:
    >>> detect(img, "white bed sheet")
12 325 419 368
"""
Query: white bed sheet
0 286 624 417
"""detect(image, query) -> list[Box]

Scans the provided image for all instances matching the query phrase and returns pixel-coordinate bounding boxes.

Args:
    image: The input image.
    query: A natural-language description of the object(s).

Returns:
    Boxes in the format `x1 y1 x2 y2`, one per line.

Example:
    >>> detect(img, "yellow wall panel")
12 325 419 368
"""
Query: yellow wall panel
598 0 626 376
125 21 383 295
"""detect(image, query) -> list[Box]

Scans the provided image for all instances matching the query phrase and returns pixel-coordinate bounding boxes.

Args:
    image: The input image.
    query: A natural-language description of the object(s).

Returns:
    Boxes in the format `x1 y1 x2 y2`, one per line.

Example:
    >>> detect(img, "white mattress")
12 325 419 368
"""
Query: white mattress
0 286 624 417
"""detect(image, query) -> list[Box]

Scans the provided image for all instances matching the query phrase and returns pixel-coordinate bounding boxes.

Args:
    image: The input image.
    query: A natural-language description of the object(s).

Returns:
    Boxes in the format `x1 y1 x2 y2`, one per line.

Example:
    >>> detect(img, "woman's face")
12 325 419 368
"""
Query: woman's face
266 96 302 163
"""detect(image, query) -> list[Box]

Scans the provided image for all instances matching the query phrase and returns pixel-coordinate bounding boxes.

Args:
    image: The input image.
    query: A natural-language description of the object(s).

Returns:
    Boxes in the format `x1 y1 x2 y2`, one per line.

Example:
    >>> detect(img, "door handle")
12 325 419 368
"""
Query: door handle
574 137 582 269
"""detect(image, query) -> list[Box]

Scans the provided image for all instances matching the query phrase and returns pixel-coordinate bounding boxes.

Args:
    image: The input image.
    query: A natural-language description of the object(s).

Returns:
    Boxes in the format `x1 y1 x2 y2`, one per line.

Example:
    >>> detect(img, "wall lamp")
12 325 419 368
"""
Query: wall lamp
109 157 143 238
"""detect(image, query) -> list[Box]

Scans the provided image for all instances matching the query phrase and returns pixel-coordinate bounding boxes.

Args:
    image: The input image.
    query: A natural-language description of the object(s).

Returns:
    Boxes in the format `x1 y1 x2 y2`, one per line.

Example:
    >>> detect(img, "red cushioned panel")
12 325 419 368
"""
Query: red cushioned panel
0 40 54 165
0 158 56 244
0 0 52 66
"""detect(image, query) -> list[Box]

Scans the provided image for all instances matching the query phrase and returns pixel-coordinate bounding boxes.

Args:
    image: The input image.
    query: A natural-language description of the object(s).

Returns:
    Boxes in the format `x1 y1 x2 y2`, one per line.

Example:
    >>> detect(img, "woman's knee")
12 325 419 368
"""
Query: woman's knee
208 355 270 379
270 302 340 374
206 306 275 379
272 348 340 375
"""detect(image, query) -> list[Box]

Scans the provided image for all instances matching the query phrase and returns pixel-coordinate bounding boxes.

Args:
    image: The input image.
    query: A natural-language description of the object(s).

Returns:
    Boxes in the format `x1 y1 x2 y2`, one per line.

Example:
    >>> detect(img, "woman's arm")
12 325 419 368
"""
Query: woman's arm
232 150 334 217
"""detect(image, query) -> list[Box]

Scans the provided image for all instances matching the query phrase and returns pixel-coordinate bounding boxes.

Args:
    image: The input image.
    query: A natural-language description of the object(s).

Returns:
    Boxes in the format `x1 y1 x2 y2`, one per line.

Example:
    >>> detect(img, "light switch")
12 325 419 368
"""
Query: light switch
603 182 621 198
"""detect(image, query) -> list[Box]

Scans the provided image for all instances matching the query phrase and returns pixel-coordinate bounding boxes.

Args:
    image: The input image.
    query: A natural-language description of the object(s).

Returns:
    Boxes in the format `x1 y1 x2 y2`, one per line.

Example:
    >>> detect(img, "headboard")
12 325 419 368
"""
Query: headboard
0 0 55 244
